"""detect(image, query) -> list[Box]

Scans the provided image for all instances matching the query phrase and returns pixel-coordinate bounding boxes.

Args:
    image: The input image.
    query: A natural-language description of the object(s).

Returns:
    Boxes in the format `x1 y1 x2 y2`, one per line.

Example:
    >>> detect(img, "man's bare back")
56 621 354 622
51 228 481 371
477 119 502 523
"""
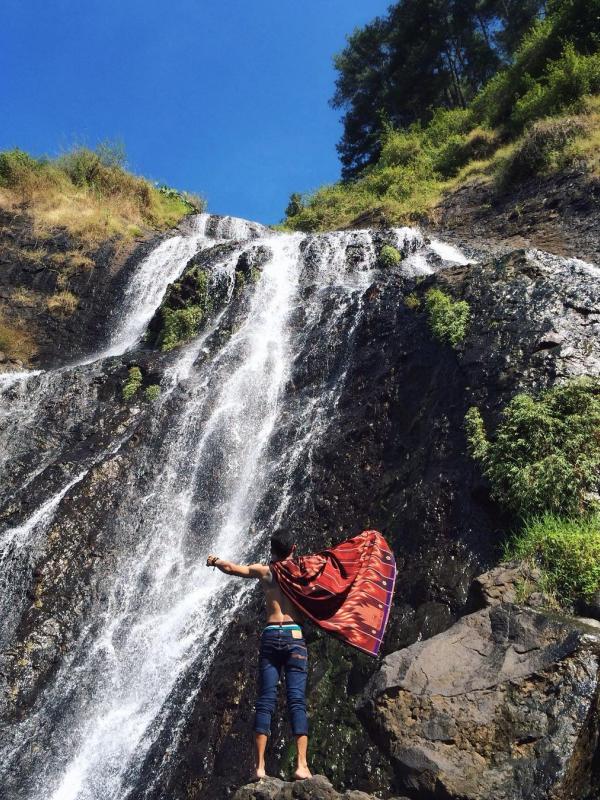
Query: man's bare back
260 568 302 625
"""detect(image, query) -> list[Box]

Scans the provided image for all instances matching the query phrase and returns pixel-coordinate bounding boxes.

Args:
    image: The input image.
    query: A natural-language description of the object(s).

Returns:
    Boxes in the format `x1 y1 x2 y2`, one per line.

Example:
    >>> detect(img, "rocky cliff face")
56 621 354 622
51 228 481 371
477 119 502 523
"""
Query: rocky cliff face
0 209 599 800
0 206 176 369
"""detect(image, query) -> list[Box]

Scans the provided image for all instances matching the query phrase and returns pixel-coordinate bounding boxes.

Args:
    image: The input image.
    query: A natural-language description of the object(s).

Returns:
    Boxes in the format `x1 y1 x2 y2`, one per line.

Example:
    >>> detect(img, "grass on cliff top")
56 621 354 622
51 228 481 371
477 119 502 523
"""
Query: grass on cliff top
284 40 600 232
0 143 205 246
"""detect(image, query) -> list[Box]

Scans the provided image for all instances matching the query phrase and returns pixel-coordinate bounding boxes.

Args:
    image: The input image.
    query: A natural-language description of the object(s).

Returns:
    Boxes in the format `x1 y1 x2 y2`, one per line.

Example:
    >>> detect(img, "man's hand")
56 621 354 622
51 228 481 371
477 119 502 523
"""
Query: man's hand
205 555 270 579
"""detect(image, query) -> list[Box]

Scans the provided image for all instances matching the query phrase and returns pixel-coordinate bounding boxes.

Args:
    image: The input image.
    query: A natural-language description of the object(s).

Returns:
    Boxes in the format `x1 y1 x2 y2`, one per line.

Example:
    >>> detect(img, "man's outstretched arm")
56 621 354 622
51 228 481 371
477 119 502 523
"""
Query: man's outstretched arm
206 554 270 579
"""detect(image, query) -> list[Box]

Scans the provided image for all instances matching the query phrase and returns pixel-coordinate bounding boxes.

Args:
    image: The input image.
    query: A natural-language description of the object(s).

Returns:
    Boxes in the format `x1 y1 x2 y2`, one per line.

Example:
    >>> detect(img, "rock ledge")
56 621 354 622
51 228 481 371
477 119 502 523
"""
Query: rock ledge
232 774 407 800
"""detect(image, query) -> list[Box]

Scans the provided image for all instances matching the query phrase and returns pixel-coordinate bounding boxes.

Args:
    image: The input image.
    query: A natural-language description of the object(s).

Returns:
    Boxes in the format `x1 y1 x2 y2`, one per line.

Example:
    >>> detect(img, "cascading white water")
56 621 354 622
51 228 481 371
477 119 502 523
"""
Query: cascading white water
0 216 470 800
0 214 266 490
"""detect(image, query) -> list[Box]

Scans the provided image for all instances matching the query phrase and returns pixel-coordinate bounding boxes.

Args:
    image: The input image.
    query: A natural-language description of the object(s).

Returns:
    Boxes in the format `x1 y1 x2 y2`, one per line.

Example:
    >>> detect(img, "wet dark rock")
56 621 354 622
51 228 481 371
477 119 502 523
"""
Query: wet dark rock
358 604 600 800
236 244 273 278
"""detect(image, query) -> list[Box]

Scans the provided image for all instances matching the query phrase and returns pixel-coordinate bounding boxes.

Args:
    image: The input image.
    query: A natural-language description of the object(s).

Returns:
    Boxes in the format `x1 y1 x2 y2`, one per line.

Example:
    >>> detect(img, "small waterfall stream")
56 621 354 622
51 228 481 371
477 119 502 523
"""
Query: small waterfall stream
0 215 468 800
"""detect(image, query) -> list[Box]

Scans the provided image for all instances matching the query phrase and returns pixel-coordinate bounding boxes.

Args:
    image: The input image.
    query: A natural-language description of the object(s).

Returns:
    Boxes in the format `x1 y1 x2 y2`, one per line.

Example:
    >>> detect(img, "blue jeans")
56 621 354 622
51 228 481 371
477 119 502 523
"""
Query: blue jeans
253 624 309 736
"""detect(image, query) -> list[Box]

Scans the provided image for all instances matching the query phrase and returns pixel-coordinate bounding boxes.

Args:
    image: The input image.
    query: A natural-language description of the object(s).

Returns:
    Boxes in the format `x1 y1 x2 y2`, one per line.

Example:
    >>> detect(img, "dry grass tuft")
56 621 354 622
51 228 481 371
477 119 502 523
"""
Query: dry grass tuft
46 290 79 318
0 314 38 362
10 287 40 307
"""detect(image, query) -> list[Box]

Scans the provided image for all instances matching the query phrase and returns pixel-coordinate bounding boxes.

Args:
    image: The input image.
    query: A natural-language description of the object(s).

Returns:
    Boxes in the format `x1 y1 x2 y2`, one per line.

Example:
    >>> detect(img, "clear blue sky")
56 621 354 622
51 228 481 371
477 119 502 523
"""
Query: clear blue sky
1 1 391 224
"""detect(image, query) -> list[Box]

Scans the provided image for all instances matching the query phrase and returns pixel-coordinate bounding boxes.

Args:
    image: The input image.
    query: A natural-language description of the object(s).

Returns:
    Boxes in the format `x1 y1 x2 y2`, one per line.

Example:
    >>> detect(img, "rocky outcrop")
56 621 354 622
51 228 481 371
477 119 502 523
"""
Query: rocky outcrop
467 560 545 610
233 775 408 800
359 600 600 799
0 206 179 368
431 164 600 265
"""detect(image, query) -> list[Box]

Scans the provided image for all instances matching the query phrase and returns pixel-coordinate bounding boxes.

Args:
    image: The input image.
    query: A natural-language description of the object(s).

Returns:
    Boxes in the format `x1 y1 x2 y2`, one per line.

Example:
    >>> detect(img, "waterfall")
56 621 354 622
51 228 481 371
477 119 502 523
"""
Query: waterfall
0 216 469 800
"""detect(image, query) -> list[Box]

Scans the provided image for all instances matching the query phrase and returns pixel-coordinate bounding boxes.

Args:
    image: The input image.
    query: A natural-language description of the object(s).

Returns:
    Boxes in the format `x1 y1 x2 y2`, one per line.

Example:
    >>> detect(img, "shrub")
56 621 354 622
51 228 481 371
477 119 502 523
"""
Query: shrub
0 149 44 188
159 305 203 351
378 127 427 169
472 0 600 131
512 45 600 129
404 292 420 310
424 288 470 347
498 117 588 188
122 366 143 400
505 514 600 604
378 244 402 267
465 377 600 517
434 128 498 177
46 290 79 318
144 384 161 402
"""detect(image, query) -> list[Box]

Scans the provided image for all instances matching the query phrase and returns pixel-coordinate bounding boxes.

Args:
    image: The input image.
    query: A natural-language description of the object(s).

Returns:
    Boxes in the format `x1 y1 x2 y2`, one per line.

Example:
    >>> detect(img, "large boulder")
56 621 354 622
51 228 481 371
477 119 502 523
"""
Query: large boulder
233 774 408 800
359 604 600 799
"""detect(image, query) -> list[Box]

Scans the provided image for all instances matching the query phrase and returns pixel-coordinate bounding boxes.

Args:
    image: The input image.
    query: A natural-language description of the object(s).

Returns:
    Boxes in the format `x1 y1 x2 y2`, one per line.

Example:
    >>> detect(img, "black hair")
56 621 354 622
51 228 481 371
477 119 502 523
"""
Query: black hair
270 532 294 561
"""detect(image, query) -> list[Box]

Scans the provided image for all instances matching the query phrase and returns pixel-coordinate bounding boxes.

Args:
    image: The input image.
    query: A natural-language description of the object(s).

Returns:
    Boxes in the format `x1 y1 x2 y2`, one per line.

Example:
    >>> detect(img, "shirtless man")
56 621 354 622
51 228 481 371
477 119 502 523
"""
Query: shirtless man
206 533 311 782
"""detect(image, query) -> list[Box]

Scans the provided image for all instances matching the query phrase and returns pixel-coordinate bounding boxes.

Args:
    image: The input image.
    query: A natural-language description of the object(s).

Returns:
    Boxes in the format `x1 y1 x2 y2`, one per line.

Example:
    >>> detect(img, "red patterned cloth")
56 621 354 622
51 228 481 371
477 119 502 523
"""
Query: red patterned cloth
270 530 396 657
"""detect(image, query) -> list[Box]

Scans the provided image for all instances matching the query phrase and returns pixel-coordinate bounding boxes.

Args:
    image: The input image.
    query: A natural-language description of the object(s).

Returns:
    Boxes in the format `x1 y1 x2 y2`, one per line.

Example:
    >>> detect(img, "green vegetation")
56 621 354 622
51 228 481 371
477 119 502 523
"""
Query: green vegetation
144 384 161 402
472 25 600 132
153 266 213 352
159 306 204 352
404 292 420 310
465 377 600 518
497 116 589 187
424 288 470 347
505 514 600 605
378 244 402 267
284 0 600 232
331 0 545 177
122 366 143 400
0 142 204 245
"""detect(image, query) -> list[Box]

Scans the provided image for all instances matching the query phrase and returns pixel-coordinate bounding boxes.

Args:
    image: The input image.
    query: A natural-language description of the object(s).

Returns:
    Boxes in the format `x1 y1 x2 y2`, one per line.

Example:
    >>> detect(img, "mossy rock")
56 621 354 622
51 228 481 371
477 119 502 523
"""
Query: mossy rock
236 245 272 280
147 256 227 351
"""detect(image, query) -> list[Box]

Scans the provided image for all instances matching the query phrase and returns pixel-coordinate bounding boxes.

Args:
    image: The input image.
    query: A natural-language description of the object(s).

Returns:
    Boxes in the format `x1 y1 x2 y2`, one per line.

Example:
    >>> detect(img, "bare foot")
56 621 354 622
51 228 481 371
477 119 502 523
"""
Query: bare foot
294 766 312 780
253 767 266 781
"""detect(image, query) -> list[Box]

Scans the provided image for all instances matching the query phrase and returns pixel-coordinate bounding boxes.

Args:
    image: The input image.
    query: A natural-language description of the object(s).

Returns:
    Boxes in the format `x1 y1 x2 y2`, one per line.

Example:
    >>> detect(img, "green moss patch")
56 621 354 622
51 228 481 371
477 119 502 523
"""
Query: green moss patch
122 366 142 400
150 265 214 352
378 244 402 267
